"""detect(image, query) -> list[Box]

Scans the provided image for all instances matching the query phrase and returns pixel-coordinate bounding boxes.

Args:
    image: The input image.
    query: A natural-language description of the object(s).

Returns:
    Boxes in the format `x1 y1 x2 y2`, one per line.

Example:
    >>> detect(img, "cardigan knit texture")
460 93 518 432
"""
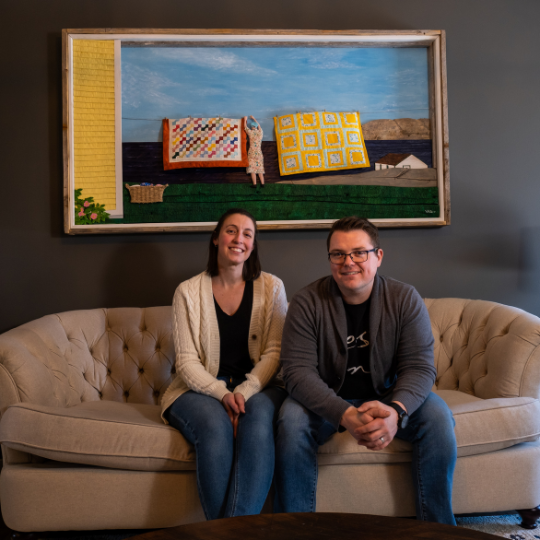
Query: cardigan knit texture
161 271 287 423
281 273 436 429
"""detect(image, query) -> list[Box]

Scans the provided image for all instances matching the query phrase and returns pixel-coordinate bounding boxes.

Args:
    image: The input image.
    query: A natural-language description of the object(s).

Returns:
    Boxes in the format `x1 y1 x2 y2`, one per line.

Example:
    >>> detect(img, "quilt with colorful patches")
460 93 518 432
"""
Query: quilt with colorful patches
274 111 370 176
162 117 249 170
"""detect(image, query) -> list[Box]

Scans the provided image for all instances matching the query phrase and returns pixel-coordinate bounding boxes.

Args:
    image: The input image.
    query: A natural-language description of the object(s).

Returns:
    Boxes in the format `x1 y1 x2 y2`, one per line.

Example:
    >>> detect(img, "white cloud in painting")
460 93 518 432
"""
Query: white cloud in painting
122 64 186 109
285 49 360 70
122 63 227 112
149 48 277 76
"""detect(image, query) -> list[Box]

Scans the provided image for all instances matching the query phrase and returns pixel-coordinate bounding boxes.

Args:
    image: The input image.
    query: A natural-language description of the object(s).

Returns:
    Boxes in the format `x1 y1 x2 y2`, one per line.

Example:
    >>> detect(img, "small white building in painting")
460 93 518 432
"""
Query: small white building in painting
375 153 428 170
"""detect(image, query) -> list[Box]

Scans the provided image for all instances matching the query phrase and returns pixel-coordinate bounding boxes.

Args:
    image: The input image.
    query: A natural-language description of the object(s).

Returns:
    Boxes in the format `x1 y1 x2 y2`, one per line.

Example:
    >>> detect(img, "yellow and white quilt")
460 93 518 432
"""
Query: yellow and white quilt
274 111 370 176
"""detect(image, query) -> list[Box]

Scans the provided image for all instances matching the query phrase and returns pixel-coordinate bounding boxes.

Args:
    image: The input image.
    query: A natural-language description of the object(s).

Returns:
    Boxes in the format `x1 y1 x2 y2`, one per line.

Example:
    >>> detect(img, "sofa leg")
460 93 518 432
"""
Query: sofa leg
517 506 540 529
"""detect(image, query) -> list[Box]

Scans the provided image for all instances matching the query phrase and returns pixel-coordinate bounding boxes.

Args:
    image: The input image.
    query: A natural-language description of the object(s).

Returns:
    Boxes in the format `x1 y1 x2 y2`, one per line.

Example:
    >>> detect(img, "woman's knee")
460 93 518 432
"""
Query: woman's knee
243 387 286 421
168 392 233 442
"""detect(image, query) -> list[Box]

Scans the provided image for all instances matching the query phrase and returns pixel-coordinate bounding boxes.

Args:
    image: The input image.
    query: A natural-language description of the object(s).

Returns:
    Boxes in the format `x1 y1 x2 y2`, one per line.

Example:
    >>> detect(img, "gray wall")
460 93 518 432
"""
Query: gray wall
2 0 540 333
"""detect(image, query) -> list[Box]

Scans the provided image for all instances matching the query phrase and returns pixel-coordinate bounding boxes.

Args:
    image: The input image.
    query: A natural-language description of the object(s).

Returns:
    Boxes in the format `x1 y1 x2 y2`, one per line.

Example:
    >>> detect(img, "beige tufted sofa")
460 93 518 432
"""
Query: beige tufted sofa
1 299 540 532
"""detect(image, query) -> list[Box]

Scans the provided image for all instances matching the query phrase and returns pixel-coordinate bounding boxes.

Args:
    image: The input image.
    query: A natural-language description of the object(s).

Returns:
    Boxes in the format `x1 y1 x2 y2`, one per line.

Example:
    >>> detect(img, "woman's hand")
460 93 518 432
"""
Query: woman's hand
222 393 245 437
234 393 246 414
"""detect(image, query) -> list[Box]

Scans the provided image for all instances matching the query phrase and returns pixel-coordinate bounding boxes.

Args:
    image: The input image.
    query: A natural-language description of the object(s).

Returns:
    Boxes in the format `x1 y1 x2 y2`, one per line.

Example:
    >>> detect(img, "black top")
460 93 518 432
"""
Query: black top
215 280 254 380
338 297 378 401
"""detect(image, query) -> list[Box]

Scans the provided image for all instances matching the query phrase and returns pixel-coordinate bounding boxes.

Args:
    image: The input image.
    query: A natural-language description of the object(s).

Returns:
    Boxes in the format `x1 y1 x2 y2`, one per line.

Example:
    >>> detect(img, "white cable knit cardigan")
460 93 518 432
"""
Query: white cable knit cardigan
161 271 288 423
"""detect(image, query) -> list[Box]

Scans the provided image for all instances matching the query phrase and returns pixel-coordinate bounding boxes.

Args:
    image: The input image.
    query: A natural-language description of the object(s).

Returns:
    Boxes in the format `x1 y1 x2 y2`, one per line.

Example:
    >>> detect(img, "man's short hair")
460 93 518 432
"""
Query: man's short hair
326 216 380 251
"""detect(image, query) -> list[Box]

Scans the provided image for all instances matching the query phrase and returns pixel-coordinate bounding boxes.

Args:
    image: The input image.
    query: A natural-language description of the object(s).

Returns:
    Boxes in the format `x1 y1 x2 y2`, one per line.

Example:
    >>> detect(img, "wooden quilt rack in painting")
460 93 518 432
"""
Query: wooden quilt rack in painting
63 29 449 234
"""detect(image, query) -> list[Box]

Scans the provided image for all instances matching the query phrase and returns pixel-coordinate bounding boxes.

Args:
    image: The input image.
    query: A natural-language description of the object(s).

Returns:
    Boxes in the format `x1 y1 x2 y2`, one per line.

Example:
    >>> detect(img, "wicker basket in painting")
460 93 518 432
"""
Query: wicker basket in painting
125 184 168 203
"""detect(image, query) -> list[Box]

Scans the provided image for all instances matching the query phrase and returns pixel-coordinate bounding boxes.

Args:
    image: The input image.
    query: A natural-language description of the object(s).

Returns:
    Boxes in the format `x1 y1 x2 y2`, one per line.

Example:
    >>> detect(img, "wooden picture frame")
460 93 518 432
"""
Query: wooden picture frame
63 29 449 234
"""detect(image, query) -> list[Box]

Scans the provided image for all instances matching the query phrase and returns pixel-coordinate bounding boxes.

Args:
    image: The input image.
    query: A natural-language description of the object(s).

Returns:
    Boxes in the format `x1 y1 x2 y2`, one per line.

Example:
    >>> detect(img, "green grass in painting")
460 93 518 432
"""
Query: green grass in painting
109 184 439 223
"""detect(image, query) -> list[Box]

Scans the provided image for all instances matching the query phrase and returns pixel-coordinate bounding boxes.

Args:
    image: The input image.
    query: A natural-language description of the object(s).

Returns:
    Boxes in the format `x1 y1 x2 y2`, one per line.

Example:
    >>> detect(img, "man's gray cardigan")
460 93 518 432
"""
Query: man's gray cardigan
281 273 436 429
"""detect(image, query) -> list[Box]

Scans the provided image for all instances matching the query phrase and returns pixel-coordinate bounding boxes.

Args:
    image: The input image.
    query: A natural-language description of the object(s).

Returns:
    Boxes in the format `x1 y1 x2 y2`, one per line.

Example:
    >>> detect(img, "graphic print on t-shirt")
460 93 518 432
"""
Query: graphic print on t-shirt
338 298 378 400
346 332 370 374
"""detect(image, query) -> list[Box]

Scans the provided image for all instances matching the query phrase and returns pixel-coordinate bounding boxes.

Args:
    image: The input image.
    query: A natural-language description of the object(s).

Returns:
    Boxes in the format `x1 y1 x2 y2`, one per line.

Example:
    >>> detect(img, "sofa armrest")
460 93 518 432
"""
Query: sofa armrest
0 363 21 417
426 298 540 400
0 321 84 414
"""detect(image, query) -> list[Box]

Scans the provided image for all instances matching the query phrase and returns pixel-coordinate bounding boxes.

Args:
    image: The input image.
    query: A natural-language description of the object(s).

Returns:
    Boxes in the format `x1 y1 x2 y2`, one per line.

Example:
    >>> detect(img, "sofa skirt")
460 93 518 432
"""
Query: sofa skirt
2 439 540 532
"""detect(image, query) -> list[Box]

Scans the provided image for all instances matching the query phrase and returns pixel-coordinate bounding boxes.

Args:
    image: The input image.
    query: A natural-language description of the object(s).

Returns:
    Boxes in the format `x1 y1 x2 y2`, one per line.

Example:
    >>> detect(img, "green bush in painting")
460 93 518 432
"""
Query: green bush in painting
74 188 110 225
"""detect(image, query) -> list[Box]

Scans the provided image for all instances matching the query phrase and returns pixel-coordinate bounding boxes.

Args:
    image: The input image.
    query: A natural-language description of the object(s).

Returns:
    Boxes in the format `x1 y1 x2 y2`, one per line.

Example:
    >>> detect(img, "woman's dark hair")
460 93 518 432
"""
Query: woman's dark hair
326 216 380 251
206 208 261 281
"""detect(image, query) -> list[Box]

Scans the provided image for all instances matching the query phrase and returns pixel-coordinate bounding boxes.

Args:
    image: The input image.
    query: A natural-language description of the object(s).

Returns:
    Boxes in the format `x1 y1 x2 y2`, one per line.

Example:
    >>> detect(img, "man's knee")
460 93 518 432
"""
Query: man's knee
425 393 454 423
414 393 457 446
277 397 320 446
278 397 311 427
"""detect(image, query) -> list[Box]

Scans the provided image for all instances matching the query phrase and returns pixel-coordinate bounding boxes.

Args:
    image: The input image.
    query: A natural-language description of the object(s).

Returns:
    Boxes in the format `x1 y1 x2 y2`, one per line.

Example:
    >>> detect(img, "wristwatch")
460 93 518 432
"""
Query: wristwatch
389 402 409 429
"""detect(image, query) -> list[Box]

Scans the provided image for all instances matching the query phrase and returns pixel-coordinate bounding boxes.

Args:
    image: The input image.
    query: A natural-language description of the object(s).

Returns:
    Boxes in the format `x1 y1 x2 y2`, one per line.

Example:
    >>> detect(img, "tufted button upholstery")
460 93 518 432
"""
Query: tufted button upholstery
2 301 540 414
0 307 175 409
424 298 540 399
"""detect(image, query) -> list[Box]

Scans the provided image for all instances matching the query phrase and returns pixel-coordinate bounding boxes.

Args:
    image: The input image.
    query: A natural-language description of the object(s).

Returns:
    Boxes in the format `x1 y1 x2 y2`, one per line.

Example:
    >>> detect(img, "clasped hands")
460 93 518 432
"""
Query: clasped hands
222 393 245 438
340 401 400 451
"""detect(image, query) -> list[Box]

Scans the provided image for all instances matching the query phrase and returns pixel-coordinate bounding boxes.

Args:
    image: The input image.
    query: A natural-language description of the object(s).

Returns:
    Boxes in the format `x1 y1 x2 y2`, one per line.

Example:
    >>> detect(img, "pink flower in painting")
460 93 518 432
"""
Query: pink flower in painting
90 213 98 220
78 209 85 217
84 201 90 207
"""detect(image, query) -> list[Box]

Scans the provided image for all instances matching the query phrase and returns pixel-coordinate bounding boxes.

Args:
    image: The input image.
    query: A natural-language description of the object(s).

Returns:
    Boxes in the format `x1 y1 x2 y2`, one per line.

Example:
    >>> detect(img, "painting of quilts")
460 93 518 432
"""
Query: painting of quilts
63 30 449 233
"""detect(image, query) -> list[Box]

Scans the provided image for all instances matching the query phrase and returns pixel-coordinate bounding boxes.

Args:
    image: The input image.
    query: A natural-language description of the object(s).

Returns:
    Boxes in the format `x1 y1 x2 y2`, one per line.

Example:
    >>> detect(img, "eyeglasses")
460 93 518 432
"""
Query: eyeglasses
328 248 379 264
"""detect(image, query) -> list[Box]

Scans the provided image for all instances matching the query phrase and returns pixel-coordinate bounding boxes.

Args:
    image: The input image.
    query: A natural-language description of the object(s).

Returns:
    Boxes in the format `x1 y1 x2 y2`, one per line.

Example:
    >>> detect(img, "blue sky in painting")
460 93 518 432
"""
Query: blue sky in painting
121 47 429 142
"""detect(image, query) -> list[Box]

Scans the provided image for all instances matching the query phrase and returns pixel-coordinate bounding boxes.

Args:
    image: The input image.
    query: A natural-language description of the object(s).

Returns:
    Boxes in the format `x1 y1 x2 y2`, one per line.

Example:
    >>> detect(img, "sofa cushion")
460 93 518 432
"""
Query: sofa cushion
317 390 540 465
1 390 539 471
0 401 195 471
438 390 540 456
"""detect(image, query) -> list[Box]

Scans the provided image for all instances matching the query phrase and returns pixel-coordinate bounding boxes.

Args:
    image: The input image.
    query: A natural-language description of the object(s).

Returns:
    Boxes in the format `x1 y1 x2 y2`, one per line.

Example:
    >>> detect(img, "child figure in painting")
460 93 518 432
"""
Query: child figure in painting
244 116 265 187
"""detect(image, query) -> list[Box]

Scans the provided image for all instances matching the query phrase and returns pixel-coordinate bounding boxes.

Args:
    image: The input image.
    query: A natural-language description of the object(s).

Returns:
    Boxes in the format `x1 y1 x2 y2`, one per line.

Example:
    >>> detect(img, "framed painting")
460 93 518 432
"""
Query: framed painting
62 29 449 234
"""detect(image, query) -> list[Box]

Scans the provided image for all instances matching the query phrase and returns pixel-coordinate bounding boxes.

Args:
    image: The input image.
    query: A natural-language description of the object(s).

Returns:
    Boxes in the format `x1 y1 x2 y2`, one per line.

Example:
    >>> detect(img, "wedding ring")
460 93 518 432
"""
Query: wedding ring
380 437 385 443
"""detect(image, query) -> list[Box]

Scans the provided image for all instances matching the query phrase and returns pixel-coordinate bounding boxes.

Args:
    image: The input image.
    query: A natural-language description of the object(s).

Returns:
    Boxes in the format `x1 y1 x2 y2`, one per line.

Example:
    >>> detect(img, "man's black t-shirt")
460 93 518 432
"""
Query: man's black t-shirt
337 297 378 401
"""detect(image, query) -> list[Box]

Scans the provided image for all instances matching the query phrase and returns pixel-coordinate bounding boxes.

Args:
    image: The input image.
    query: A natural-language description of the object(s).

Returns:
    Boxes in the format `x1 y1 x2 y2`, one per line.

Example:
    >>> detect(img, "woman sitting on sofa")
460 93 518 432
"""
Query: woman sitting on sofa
161 208 288 520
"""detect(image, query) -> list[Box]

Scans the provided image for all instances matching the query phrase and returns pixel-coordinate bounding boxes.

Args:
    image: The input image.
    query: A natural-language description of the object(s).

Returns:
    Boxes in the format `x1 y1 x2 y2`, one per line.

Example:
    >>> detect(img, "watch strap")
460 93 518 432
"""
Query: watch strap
389 402 408 428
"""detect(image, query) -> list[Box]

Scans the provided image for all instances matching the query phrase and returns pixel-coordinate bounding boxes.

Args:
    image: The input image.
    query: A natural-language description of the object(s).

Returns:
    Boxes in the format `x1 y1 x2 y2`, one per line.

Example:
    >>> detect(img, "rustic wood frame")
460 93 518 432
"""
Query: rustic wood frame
63 29 449 234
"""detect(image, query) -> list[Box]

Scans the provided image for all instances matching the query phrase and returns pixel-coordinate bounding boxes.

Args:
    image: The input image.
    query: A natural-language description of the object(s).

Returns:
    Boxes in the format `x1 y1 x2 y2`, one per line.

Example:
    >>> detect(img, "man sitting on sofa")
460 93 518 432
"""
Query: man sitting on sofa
274 216 457 525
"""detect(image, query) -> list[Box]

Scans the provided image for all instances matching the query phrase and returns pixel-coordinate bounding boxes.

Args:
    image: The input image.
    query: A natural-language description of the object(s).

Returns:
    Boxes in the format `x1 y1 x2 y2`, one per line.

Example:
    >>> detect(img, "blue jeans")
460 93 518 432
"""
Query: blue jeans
274 392 457 526
166 378 286 520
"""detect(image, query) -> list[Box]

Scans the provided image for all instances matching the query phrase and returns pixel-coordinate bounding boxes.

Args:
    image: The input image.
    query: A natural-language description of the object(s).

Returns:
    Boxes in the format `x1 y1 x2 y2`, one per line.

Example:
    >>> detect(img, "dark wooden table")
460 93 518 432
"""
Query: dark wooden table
132 513 502 540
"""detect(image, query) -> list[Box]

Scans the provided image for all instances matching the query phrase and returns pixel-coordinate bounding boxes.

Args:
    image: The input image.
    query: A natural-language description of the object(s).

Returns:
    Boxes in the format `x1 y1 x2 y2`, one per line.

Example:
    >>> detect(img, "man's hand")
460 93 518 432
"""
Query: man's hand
353 401 402 450
340 405 389 441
